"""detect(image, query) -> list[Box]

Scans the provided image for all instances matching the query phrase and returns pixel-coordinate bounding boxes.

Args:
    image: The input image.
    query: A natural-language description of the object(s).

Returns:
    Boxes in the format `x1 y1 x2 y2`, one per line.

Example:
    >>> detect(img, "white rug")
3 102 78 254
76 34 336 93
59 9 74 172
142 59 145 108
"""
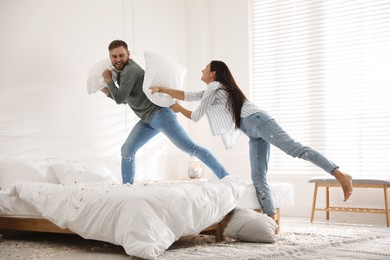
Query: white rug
161 224 390 259
1 222 390 259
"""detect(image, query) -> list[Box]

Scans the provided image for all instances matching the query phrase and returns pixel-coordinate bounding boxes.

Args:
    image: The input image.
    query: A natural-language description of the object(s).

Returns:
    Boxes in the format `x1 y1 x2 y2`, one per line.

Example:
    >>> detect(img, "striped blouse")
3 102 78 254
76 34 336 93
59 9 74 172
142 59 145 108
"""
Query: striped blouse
184 81 262 149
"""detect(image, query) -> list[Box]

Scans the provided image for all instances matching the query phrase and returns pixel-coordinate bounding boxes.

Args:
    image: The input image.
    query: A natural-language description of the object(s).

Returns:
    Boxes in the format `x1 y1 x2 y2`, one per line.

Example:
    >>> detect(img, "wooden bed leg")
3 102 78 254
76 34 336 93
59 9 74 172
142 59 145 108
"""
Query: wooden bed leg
214 224 222 242
218 211 233 242
310 183 318 222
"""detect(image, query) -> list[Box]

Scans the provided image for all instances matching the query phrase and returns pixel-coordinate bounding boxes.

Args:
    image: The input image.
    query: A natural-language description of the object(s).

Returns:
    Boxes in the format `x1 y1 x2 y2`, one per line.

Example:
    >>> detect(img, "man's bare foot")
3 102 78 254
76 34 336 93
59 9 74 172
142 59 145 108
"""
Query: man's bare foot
333 170 353 201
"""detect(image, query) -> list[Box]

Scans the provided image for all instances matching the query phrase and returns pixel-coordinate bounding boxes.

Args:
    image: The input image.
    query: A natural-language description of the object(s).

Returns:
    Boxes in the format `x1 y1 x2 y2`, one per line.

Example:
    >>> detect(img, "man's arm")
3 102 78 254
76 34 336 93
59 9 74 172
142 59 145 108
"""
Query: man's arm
102 67 136 104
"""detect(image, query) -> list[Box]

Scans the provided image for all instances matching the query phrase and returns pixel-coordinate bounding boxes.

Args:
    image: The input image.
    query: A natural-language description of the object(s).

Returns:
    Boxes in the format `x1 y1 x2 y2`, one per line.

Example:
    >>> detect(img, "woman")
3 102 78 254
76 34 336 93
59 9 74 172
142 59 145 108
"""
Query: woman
150 60 353 224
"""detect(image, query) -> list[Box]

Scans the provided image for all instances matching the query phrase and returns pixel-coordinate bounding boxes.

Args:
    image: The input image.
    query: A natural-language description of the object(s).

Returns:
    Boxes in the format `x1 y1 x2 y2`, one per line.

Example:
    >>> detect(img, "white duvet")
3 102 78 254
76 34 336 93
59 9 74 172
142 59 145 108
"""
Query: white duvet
12 176 247 259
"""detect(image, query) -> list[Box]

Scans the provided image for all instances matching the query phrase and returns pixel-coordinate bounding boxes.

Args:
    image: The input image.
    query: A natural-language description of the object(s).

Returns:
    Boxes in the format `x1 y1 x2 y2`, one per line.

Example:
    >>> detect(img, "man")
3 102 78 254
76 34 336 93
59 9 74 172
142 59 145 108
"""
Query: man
101 40 229 183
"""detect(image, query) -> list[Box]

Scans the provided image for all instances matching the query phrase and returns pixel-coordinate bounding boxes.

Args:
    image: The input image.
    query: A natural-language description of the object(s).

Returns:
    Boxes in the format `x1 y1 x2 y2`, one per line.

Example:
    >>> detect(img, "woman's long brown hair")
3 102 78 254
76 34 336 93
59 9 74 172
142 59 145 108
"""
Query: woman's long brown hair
210 60 247 128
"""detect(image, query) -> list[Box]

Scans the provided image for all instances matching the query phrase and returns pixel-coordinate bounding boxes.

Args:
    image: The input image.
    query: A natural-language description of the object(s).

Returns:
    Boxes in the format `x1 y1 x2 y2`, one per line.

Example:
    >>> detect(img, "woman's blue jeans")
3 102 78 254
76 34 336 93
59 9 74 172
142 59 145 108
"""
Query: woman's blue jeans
240 111 338 215
120 108 229 184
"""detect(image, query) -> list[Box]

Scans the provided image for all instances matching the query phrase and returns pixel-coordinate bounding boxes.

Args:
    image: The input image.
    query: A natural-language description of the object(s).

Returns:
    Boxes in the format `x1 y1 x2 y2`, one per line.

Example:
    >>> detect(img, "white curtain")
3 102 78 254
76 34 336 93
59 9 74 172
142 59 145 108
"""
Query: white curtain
250 0 390 176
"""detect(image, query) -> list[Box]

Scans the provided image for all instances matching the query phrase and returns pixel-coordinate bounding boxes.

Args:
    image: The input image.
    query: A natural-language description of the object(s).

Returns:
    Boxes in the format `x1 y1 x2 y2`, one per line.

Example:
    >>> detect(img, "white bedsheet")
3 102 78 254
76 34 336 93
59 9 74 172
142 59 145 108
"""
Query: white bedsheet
11 175 247 259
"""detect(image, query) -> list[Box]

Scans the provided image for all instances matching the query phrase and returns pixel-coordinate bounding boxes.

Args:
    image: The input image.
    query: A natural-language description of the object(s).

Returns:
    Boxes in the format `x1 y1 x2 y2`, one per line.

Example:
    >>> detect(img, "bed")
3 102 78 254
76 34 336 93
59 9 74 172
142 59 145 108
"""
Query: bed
0 159 294 259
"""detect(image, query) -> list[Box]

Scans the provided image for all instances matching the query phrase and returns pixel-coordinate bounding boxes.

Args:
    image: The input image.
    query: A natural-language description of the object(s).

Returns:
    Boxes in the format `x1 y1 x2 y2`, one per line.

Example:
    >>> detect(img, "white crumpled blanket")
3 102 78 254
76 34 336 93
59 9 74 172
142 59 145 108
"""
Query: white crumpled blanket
12 176 247 259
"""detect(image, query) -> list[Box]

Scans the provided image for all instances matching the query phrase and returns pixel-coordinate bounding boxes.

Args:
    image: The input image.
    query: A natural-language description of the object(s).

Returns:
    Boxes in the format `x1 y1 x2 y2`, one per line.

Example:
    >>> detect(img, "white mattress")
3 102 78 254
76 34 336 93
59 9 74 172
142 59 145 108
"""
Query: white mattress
0 182 294 218
237 182 294 209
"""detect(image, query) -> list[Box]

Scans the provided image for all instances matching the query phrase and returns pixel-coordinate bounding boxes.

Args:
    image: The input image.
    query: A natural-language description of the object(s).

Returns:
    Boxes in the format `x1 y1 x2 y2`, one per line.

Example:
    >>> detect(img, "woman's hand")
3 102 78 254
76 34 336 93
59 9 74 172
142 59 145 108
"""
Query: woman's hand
149 86 163 94
170 102 192 119
170 102 181 113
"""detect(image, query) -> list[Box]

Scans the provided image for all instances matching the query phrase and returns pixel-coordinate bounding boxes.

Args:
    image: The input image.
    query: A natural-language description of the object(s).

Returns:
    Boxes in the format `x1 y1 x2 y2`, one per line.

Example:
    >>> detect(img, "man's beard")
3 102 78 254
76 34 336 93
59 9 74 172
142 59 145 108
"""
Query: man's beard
113 59 128 71
114 63 124 70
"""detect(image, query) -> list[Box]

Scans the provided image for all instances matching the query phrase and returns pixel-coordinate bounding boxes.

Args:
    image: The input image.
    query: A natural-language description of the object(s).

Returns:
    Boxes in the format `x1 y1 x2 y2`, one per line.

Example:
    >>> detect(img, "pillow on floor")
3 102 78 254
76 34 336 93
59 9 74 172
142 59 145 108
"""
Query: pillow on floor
142 51 187 107
223 207 277 243
51 162 119 185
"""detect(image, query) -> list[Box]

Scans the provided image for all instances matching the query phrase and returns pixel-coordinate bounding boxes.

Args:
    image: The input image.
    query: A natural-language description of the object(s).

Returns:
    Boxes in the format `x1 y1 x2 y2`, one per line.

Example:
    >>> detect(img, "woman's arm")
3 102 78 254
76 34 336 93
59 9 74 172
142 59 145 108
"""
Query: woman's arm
150 87 185 100
170 103 192 119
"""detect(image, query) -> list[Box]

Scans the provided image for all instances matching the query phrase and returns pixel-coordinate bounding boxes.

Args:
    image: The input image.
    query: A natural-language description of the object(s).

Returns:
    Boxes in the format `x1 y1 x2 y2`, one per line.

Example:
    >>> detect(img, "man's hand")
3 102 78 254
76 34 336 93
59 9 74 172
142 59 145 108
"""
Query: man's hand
102 69 113 83
100 87 110 96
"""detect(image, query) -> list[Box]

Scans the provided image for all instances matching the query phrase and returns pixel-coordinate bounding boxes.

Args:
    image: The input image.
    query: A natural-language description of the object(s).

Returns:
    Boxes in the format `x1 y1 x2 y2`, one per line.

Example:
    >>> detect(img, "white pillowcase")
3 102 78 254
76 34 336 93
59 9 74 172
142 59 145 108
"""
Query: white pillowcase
223 207 277 243
51 162 120 185
87 58 118 95
0 161 49 191
142 51 187 107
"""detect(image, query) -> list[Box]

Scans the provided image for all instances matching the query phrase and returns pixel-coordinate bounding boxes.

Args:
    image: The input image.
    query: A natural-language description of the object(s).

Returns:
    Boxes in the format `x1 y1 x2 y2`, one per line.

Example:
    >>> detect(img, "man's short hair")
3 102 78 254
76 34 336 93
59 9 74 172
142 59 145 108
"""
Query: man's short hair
108 40 128 51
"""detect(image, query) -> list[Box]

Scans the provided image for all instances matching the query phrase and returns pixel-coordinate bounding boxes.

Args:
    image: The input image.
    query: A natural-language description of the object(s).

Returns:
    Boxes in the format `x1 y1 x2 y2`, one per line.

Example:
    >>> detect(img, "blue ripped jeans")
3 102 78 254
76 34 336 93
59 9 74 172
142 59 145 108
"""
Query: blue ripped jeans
240 111 338 215
121 108 229 184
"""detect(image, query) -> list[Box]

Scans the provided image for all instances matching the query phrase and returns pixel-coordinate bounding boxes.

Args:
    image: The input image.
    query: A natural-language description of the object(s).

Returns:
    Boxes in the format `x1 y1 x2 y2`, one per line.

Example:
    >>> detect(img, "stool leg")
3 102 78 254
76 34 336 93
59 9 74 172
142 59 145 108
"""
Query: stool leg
384 185 389 227
326 186 330 220
311 183 318 222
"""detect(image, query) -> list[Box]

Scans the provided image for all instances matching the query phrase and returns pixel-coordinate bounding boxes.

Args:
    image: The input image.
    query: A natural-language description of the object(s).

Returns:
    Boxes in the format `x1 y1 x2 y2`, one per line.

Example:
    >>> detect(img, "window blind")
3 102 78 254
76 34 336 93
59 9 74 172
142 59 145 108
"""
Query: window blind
250 0 390 176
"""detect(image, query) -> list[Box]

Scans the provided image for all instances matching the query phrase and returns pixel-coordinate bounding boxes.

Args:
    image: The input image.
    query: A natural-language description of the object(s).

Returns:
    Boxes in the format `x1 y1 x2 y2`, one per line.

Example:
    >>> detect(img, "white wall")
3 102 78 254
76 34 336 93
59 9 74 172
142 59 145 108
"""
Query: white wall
0 0 125 159
0 0 386 224
0 0 190 181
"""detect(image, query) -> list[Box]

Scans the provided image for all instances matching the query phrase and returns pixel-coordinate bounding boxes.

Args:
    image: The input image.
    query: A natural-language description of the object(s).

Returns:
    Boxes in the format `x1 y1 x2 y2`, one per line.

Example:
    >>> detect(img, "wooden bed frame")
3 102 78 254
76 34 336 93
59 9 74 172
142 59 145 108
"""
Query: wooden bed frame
0 208 280 242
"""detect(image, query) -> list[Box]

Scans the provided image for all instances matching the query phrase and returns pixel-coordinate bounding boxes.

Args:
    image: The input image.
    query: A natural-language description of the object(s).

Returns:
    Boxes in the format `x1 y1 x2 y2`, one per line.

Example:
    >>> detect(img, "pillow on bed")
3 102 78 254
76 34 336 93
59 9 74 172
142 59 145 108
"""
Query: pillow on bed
223 207 277 243
51 162 120 185
87 58 118 95
142 51 187 107
0 161 47 191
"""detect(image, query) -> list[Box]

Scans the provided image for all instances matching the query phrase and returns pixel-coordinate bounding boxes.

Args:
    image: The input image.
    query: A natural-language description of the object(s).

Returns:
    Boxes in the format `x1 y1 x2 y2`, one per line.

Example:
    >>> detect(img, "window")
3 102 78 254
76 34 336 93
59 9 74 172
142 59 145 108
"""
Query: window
250 0 390 176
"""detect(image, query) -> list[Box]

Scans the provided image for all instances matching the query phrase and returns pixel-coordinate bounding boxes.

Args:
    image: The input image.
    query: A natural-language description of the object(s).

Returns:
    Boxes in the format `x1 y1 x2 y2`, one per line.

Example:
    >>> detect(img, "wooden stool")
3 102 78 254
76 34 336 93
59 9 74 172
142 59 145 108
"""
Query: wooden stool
308 176 390 227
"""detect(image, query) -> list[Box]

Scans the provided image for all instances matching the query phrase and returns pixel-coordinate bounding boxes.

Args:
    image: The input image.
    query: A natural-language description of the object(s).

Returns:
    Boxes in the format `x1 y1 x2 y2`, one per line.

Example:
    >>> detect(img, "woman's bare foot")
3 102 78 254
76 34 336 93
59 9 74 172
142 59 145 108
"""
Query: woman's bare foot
333 170 353 201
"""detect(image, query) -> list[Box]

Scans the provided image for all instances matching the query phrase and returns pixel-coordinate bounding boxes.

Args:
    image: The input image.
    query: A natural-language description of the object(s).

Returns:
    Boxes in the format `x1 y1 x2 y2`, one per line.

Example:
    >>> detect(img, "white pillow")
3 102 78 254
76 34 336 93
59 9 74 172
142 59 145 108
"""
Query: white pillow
87 58 118 95
223 207 277 243
50 162 120 185
142 51 187 107
0 161 47 191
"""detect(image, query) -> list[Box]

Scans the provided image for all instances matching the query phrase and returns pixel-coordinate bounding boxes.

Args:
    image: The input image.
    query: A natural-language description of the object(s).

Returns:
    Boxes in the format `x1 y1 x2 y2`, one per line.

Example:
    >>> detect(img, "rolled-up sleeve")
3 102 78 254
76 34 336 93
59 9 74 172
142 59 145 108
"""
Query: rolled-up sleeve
184 91 204 102
191 91 216 122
